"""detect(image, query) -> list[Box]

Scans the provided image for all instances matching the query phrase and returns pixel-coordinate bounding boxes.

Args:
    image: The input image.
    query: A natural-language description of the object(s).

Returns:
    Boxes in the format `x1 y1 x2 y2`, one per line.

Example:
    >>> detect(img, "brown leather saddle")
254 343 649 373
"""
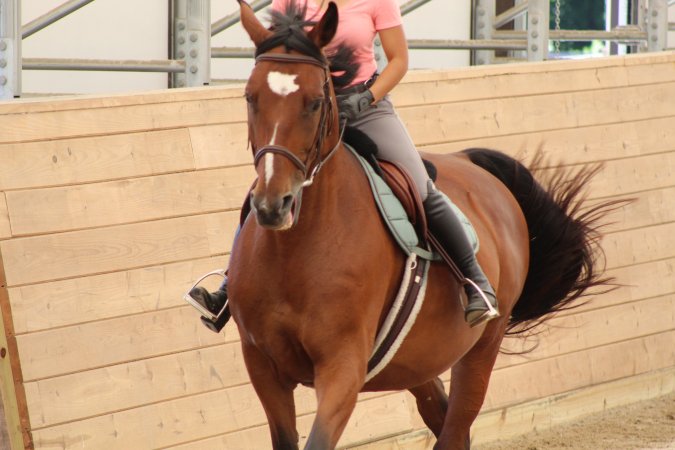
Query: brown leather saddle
378 159 428 239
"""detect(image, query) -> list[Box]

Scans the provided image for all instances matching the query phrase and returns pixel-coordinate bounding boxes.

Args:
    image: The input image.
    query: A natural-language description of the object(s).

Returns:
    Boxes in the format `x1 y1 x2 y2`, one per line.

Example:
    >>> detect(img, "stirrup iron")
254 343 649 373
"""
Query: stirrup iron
463 278 499 327
183 269 229 332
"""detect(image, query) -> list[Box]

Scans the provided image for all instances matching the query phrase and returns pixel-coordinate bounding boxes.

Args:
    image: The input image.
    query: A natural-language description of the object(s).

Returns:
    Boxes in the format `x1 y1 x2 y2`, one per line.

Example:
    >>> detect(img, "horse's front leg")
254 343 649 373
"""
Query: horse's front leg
241 341 299 450
305 349 368 450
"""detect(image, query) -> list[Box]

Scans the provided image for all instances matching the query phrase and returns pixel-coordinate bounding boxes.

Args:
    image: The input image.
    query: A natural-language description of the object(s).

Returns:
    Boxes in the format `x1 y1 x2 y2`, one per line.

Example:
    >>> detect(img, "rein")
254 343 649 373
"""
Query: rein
252 53 345 192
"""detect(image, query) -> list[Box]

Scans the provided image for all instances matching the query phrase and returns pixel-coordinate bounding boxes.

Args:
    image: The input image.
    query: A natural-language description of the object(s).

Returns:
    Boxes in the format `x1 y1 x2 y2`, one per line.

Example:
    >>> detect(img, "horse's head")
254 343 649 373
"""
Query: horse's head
239 0 341 230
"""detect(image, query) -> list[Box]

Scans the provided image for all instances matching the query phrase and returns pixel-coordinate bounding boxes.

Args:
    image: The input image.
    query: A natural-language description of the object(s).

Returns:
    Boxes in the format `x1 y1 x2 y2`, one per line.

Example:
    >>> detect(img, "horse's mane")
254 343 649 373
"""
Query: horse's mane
261 0 359 90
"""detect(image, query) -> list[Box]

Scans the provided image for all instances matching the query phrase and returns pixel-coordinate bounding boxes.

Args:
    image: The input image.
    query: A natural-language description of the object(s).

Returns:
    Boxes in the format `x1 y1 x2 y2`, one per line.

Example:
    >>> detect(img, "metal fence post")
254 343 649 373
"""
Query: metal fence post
526 0 549 61
647 0 668 52
0 0 21 99
171 0 211 88
474 0 495 65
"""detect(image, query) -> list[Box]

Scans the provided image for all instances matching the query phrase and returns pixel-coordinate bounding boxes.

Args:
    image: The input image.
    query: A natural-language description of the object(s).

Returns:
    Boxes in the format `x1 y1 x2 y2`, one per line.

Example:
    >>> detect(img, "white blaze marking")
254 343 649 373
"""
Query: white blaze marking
263 122 279 186
269 122 279 146
267 71 299 96
265 153 275 186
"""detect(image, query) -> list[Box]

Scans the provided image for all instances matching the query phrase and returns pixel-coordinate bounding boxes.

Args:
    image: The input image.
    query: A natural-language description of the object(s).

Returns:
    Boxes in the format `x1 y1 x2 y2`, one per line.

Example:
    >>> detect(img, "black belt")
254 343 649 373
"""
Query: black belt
335 73 378 96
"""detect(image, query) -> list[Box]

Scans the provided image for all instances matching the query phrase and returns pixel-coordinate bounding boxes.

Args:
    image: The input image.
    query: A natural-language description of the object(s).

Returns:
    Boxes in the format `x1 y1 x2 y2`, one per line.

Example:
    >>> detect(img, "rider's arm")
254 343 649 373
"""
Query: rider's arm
368 25 409 103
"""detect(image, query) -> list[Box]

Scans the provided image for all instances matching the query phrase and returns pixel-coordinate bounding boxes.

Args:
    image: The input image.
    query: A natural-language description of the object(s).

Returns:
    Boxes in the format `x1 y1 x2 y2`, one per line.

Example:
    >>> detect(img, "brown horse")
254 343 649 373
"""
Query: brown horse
227 2 617 449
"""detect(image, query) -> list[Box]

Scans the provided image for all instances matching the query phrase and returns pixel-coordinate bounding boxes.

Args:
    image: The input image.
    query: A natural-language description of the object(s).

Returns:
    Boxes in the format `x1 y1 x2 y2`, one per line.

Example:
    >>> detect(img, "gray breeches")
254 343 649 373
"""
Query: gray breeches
348 95 431 200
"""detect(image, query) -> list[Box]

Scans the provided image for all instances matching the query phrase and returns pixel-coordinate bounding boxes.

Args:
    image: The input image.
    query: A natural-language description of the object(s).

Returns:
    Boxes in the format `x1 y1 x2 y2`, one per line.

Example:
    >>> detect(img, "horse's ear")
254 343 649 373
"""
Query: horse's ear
308 2 338 49
238 0 272 47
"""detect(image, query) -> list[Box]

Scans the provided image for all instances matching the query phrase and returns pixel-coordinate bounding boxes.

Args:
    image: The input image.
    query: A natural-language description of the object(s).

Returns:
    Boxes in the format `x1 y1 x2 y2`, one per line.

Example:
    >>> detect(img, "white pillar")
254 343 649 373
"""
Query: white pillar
527 0 549 61
172 0 211 88
474 0 495 65
0 0 21 99
647 0 668 51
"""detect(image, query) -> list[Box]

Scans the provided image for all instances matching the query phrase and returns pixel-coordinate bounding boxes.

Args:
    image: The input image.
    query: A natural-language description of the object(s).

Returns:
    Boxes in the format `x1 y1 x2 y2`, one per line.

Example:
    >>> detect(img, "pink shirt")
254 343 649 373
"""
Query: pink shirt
270 0 402 85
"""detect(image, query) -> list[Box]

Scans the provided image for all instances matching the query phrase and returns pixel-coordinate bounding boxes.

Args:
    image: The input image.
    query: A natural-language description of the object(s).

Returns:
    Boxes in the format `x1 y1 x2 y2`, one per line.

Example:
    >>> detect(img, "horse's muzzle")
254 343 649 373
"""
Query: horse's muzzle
250 191 296 230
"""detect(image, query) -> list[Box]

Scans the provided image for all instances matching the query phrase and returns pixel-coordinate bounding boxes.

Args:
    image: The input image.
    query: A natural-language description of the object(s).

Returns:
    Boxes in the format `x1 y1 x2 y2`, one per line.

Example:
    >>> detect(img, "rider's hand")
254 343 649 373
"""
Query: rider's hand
337 89 374 121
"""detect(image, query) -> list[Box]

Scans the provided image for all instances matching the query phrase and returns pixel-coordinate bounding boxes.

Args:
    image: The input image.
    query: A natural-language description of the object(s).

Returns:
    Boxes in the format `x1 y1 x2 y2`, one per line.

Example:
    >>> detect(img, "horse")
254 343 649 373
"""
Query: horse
226 2 619 448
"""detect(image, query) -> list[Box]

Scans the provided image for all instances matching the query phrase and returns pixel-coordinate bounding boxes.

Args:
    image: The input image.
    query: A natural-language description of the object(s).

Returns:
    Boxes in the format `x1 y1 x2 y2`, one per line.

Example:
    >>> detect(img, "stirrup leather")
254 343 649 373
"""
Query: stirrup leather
463 278 500 327
183 269 228 322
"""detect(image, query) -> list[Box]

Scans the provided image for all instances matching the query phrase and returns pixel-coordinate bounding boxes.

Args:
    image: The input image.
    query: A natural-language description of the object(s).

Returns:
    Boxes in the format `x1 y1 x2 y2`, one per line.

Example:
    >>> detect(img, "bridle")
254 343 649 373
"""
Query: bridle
250 52 345 226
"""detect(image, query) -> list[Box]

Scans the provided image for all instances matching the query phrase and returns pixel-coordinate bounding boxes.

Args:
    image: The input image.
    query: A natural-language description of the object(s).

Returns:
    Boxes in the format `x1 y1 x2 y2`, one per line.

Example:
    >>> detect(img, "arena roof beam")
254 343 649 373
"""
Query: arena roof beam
494 1 528 29
21 0 96 40
211 0 270 36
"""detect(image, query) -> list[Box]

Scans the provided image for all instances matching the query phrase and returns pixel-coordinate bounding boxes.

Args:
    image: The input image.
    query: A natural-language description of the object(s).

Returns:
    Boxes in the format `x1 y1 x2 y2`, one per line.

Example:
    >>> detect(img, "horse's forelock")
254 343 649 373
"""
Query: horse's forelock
258 0 359 90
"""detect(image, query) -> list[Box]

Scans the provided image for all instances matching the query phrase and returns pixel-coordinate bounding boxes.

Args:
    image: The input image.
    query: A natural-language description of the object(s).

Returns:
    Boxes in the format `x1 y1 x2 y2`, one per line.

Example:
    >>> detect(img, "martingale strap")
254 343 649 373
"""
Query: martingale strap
365 253 430 382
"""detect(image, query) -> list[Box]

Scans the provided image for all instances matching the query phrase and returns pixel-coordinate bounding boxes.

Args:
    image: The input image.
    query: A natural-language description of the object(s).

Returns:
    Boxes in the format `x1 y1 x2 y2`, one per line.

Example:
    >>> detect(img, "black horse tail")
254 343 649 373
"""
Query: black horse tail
462 148 624 335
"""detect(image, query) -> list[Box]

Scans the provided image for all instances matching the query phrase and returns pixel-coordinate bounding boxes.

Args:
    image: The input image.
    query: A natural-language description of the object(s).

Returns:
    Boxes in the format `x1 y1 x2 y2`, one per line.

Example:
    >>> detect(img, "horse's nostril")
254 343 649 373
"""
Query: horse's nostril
282 194 294 211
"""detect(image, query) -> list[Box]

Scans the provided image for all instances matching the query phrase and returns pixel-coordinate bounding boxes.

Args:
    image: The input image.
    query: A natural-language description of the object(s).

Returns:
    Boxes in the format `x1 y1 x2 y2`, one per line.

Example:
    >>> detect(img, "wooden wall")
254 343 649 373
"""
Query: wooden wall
0 51 673 449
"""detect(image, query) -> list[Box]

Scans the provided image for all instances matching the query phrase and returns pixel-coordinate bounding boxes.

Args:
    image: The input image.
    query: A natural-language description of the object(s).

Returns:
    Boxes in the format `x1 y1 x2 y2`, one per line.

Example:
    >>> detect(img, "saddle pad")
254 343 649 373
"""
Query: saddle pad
346 144 479 257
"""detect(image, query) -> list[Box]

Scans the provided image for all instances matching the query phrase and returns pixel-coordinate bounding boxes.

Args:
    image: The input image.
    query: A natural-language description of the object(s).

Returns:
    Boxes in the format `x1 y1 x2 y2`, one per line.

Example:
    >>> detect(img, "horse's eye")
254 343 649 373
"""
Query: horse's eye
308 98 323 113
245 93 258 113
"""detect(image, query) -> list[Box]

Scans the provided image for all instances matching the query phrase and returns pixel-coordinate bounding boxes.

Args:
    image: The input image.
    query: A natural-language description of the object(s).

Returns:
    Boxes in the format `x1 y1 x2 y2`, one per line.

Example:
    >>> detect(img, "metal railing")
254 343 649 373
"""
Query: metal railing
0 0 672 100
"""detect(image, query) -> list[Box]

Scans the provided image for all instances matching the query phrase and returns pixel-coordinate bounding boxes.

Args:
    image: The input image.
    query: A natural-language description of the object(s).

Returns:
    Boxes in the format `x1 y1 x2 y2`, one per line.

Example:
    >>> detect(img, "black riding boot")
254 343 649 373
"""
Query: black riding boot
423 183 499 327
187 278 231 333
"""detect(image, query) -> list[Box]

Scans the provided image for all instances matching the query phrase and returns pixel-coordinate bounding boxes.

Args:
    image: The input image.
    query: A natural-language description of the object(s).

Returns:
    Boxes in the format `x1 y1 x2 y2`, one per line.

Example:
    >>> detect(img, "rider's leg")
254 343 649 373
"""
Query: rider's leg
187 225 240 331
349 96 498 326
423 181 498 326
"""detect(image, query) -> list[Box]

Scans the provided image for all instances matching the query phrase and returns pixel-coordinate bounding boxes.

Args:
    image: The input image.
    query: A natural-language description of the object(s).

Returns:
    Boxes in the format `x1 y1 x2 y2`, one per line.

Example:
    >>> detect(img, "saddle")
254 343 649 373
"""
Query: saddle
378 160 428 238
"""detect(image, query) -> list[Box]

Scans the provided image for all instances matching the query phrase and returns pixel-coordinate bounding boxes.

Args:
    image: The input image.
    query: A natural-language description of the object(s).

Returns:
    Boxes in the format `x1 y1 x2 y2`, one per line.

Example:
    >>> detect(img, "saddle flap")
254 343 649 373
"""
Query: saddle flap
378 160 428 237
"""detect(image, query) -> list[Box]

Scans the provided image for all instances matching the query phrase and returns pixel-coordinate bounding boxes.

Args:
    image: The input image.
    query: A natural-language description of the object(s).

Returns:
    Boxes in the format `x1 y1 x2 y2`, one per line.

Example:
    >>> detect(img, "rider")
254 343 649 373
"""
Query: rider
187 0 499 328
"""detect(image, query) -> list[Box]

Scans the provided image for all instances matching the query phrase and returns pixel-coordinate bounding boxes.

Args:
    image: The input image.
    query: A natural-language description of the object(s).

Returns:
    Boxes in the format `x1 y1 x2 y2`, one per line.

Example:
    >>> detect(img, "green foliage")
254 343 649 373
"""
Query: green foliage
549 0 606 52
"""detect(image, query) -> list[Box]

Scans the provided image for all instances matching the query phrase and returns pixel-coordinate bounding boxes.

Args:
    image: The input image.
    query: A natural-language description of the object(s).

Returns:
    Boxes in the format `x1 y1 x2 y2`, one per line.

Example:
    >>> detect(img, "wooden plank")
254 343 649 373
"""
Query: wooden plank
393 60 675 107
29 385 407 450
189 123 252 169
603 221 675 269
0 85 244 116
0 129 195 191
30 383 267 449
191 115 675 174
24 342 248 429
84 331 675 450
473 365 675 446
0 305 26 450
528 150 675 200
400 82 675 146
6 166 254 236
9 255 228 334
561 257 675 315
558 255 675 316
349 365 675 449
597 186 675 234
0 252 31 449
488 330 675 410
398 51 675 84
0 211 238 287
16 305 236 382
494 294 675 370
0 195 10 240
20 290 674 426
0 97 246 145
419 115 675 165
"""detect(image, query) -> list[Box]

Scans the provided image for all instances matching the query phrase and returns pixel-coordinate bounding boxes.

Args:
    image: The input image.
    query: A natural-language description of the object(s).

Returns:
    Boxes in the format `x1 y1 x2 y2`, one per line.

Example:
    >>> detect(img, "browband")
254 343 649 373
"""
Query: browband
255 53 328 69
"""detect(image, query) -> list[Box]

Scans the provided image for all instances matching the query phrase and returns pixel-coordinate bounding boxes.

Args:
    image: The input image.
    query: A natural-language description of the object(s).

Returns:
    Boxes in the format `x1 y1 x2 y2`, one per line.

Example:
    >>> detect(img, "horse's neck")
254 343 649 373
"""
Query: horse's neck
271 144 367 243
299 145 358 222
